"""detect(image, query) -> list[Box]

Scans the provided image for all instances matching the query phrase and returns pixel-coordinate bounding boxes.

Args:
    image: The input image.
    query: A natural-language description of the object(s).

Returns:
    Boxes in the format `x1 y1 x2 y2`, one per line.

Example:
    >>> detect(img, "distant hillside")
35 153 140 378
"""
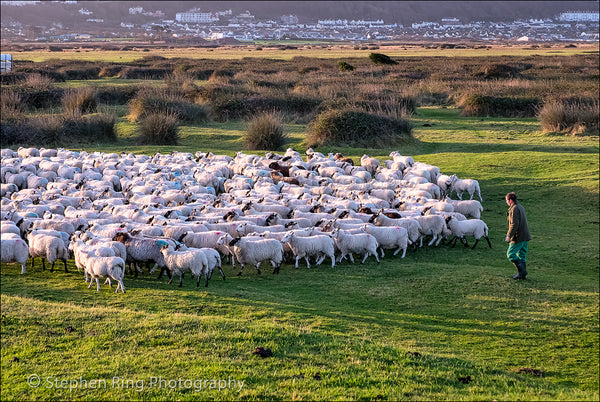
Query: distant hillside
2 1 598 28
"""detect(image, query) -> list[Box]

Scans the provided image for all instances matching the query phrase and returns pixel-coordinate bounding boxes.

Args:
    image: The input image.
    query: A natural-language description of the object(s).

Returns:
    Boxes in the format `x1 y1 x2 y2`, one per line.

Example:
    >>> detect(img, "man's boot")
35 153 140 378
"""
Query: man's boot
518 261 527 279
512 260 526 280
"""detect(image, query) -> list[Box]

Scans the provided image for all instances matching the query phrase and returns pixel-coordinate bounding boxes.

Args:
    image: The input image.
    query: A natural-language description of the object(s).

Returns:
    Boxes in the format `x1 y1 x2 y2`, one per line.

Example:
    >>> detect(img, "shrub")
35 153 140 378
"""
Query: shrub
62 87 97 118
307 108 412 148
58 65 101 80
117 67 171 80
243 111 287 151
369 53 397 65
538 99 599 135
63 113 117 143
1 89 25 121
98 65 123 78
457 93 540 117
21 73 55 91
128 87 209 123
136 112 180 145
338 61 355 72
95 85 140 105
475 63 529 79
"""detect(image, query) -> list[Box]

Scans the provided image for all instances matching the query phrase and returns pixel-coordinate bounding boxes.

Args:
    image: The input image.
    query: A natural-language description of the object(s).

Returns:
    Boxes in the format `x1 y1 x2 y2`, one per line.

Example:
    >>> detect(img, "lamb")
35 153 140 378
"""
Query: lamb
26 231 69 272
361 225 409 258
445 216 492 249
280 230 336 269
160 244 209 288
219 236 284 276
448 174 482 201
331 228 379 264
85 255 126 293
178 230 234 258
1 234 29 274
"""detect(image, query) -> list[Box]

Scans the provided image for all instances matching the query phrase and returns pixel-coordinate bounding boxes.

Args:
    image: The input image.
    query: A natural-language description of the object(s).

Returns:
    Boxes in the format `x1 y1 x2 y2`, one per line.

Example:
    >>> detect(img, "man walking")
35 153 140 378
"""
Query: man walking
505 192 531 279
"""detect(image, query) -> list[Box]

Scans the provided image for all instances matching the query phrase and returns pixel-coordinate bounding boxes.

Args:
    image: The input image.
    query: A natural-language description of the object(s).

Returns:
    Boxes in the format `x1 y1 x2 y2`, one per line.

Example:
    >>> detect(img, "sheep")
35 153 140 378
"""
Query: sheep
445 216 492 249
219 236 284 276
360 155 380 176
85 255 126 293
448 174 482 201
112 231 170 275
414 215 449 247
1 234 29 274
280 230 336 269
178 230 233 258
160 244 209 288
331 228 380 264
444 199 483 219
25 231 69 272
361 225 409 258
198 247 225 284
368 212 422 246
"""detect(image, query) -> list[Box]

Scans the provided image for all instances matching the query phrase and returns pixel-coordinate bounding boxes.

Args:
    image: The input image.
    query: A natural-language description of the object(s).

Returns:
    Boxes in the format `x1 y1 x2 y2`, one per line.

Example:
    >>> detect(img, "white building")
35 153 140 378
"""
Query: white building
129 7 143 15
558 12 599 22
175 12 219 24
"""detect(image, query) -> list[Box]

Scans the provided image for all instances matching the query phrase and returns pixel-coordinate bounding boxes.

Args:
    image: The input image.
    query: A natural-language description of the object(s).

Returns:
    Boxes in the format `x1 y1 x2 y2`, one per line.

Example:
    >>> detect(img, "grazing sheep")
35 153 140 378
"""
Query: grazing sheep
362 225 409 258
1 234 30 274
445 216 491 249
280 230 336 269
220 236 284 276
112 231 169 275
198 247 225 284
331 228 380 264
85 255 126 293
160 244 209 288
448 174 482 201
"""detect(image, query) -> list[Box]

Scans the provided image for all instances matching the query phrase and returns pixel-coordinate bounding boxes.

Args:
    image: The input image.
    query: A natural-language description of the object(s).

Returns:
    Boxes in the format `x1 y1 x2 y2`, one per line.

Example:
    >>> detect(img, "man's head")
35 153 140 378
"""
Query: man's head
505 192 517 206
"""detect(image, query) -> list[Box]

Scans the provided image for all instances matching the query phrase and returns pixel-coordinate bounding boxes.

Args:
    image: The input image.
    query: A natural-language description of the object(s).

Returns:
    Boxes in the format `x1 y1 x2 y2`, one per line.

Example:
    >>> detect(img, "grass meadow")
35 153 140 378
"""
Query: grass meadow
0 45 598 401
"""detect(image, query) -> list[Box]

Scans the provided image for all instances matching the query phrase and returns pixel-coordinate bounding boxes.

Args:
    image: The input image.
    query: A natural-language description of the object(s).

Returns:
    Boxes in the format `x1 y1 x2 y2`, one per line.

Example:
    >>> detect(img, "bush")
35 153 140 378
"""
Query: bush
95 85 140 105
244 111 287 151
98 65 123 78
537 99 599 135
338 61 355 72
128 87 209 123
62 87 97 118
307 108 412 148
63 113 117 143
136 112 180 145
369 53 397 65
1 89 25 121
117 67 171 80
21 73 55 91
457 93 540 117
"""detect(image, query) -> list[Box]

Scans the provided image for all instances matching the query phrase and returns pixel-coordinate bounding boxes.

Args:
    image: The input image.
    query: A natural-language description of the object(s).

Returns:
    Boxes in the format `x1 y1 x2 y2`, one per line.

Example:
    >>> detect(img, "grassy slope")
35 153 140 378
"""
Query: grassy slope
1 107 598 401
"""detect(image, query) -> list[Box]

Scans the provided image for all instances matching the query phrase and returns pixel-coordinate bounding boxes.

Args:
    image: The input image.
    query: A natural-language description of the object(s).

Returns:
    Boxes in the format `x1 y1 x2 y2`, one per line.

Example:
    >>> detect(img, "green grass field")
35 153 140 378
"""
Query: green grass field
1 106 598 401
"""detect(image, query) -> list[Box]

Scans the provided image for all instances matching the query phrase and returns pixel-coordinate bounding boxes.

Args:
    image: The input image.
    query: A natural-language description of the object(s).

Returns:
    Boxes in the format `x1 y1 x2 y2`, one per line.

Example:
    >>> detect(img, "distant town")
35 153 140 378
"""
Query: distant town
1 2 599 44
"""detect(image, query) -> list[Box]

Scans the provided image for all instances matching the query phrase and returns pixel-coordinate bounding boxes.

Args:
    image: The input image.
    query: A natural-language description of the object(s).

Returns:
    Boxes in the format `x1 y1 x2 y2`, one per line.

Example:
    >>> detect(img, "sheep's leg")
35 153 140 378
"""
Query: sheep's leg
88 277 94 288
294 255 300 269
49 260 54 272
255 262 261 275
178 273 184 287
400 247 407 258
427 235 437 247
461 237 470 247
217 266 225 280
434 235 443 246
348 253 355 263
104 277 112 287
380 247 386 258
236 263 245 276
20 263 26 275
485 236 492 248
450 236 458 248
196 275 201 288
471 238 480 249
95 278 101 291
62 258 68 272
31 257 35 269
304 256 311 269
330 254 336 268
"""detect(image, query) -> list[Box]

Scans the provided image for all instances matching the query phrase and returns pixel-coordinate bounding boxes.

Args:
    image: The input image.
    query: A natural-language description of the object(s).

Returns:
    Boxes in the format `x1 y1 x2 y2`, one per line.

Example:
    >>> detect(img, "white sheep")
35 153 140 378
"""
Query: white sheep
445 199 483 219
219 236 284 276
360 155 381 176
448 174 482 201
445 216 491 249
1 234 29 274
361 225 409 258
160 244 209 288
280 230 336 269
198 247 225 284
368 212 422 246
414 214 449 247
85 255 126 293
331 228 380 264
26 231 69 272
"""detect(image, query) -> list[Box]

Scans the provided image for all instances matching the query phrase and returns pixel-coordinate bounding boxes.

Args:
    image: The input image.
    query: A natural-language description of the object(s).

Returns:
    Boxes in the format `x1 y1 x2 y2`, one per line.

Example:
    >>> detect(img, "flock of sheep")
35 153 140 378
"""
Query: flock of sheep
1 146 491 293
